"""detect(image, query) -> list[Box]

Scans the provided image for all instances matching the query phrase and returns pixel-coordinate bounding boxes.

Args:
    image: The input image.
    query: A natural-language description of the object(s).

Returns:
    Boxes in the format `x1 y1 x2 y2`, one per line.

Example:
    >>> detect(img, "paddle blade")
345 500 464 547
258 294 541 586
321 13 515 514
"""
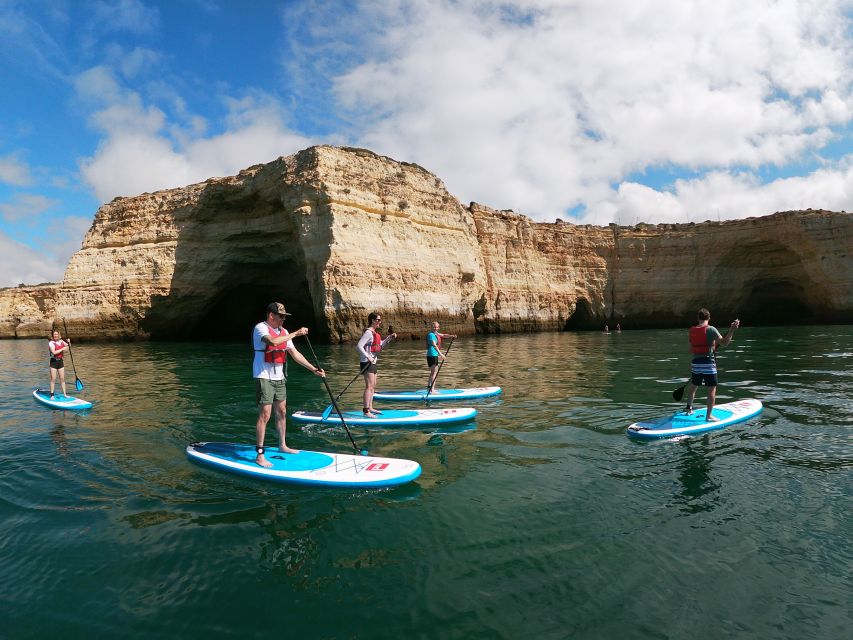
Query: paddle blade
75 377 84 391
321 404 334 420
672 385 684 401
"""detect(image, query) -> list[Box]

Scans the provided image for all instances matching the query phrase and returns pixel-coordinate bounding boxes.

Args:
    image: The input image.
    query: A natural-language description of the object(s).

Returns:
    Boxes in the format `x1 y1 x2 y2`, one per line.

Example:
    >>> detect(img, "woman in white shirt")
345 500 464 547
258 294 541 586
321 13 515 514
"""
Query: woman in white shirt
356 312 397 416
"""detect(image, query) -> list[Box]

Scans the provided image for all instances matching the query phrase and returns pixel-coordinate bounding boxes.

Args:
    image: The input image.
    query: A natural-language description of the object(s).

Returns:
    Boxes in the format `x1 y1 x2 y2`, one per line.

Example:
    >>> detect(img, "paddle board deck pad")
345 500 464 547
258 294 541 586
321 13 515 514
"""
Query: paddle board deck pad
291 407 477 426
32 389 93 410
627 399 763 439
373 386 502 401
186 442 421 488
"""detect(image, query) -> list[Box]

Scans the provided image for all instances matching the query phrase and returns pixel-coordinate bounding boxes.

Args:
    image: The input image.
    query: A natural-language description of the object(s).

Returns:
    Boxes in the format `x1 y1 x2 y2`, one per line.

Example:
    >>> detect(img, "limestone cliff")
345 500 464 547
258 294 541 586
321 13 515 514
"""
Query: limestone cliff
0 283 58 337
1 145 850 341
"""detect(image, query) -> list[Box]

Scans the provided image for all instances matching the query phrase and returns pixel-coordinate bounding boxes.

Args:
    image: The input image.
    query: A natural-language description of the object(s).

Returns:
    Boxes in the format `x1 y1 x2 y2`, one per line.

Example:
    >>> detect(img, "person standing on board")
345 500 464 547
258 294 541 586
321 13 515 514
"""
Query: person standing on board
426 321 457 392
683 308 739 421
48 329 70 398
252 302 325 468
356 312 397 416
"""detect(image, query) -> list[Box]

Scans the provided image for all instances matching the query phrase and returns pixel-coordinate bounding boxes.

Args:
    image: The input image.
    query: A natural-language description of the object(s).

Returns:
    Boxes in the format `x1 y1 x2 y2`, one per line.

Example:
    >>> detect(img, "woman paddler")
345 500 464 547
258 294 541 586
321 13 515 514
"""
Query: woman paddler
48 329 70 398
356 312 397 416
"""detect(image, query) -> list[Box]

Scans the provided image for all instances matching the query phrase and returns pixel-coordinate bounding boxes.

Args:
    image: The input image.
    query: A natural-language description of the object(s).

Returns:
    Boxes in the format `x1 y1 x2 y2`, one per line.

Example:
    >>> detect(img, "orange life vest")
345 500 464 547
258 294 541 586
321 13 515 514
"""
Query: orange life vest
689 325 714 355
370 330 382 353
264 325 288 364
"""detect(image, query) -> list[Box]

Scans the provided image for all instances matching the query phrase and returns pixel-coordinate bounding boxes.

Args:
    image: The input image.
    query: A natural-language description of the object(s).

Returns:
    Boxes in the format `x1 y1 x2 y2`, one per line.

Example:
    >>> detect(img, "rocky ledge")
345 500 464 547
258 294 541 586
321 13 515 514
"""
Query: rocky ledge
1 146 851 341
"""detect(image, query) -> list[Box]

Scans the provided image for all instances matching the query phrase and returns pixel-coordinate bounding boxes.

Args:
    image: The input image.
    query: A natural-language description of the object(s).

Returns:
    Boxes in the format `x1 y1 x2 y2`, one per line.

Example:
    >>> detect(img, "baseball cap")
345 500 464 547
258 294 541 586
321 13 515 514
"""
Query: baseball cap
266 302 291 316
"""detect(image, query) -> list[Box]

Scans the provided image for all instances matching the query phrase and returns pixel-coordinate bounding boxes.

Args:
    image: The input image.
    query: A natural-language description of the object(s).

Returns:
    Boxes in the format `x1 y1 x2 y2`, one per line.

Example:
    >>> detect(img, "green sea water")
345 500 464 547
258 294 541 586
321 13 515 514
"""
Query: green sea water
0 327 850 639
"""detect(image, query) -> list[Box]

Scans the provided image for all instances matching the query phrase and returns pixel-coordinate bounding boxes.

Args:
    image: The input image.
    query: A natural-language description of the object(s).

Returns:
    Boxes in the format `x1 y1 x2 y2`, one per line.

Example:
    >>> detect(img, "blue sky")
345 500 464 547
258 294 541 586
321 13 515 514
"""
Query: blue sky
1 0 852 287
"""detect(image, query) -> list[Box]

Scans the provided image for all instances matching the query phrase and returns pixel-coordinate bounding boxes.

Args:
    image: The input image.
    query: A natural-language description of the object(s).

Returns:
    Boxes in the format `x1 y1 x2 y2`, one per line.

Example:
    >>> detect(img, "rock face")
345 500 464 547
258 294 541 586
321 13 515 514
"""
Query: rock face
1 145 851 341
0 283 58 337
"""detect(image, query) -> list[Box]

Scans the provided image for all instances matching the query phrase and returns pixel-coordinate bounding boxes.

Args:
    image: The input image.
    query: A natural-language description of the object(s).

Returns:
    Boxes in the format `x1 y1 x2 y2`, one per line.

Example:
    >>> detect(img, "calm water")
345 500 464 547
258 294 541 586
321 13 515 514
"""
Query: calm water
0 327 850 639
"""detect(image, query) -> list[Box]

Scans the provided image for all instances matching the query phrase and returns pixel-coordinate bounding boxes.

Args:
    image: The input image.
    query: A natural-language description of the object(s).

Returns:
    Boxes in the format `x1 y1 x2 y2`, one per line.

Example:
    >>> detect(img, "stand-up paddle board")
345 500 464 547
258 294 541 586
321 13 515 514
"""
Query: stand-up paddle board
627 398 762 439
186 442 421 488
32 388 93 410
373 386 502 401
291 407 477 427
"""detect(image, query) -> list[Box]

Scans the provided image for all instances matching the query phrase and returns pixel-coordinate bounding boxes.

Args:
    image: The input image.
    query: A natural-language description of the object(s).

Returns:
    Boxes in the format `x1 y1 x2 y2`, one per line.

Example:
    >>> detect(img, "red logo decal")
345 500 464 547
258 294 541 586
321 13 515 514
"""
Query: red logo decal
366 463 389 471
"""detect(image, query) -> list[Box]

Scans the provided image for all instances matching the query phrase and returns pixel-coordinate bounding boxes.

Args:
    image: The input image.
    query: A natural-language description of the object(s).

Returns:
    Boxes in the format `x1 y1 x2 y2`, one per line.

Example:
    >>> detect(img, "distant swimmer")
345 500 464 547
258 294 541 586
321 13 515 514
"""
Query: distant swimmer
426 321 457 392
616 323 621 333
356 312 397 417
47 329 70 398
251 302 325 468
603 324 610 333
683 308 739 421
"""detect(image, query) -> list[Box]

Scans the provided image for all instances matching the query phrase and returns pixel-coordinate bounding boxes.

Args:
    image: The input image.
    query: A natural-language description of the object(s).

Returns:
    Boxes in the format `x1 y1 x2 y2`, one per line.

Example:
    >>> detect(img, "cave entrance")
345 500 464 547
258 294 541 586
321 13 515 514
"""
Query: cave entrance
564 298 598 331
738 278 816 325
188 261 321 341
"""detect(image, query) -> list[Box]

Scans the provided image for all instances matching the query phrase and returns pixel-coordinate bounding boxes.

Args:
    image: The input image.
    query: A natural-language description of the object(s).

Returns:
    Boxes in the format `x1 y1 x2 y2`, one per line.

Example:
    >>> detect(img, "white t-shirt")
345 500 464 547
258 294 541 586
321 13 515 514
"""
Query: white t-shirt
252 322 292 380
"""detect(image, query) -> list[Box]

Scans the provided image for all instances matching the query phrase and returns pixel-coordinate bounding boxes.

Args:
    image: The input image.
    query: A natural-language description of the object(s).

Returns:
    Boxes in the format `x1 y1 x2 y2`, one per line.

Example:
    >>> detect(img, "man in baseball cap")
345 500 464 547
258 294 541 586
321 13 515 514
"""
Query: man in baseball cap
251 301 324 467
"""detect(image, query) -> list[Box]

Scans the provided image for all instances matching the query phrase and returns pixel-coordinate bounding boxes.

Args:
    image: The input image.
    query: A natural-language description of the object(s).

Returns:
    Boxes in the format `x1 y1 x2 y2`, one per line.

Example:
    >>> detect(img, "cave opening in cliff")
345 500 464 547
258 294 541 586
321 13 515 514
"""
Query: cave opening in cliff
564 298 598 331
157 262 321 342
738 279 816 325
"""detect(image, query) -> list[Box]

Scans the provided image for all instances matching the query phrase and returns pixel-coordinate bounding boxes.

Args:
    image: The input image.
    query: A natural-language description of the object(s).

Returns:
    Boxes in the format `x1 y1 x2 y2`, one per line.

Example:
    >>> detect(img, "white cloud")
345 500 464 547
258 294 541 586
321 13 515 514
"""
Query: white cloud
326 0 853 221
0 154 34 186
91 0 160 35
0 193 57 221
0 232 66 287
76 69 315 201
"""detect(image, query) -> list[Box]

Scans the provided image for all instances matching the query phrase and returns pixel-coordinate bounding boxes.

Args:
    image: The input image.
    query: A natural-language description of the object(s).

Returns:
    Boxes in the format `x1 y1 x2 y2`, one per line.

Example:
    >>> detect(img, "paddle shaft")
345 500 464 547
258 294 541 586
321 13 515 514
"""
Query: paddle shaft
426 338 454 400
61 319 83 388
302 336 363 455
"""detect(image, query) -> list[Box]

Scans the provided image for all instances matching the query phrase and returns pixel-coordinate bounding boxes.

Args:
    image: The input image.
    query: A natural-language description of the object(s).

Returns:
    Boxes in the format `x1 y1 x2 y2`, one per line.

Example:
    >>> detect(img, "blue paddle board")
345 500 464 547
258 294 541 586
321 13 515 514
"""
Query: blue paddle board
186 442 421 488
373 386 502 401
32 389 93 410
627 398 762 439
291 407 477 427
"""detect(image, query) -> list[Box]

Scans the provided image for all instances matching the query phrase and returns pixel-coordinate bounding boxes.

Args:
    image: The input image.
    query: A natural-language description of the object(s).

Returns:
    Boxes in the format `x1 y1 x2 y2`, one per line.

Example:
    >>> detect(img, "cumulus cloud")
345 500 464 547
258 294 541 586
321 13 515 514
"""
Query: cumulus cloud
75 68 315 201
0 154 35 186
324 0 853 221
0 193 57 221
0 232 66 287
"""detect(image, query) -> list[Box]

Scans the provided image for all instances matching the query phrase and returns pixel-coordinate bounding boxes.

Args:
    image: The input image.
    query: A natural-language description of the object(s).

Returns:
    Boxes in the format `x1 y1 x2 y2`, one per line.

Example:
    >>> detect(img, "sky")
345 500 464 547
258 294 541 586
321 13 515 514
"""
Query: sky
1 0 852 288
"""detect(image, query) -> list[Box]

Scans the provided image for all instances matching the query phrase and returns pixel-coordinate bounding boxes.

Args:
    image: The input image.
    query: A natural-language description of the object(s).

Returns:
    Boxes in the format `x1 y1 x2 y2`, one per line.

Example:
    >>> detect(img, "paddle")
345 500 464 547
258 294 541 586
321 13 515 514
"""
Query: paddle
672 383 686 402
302 336 368 456
425 337 454 402
321 369 362 420
62 319 84 391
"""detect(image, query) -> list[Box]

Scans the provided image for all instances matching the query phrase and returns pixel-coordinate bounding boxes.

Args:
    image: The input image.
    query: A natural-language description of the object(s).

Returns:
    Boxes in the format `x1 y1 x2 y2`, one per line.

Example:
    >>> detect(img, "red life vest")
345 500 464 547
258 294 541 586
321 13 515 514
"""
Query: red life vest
689 325 714 355
264 325 288 364
370 329 382 353
49 340 66 360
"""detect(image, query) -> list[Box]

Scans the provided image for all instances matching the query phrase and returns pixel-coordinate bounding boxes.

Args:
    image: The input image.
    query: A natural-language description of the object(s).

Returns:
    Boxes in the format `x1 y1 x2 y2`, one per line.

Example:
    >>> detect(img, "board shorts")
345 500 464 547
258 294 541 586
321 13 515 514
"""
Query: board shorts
360 360 377 374
690 356 718 387
256 377 287 404
50 358 64 370
427 355 439 367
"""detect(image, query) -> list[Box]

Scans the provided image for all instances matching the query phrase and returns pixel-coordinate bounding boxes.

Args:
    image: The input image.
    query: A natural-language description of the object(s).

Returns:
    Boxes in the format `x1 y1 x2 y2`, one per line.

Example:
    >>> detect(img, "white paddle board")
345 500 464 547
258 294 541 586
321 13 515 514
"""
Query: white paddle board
32 388 93 410
373 386 502 401
186 442 421 488
627 399 763 439
291 407 477 426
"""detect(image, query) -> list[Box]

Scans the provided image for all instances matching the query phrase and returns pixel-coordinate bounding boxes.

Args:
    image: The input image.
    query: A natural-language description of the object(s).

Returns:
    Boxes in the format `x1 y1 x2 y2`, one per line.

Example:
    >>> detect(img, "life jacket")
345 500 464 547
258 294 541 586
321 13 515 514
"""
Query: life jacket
49 340 66 360
370 329 382 353
689 325 714 355
264 325 288 364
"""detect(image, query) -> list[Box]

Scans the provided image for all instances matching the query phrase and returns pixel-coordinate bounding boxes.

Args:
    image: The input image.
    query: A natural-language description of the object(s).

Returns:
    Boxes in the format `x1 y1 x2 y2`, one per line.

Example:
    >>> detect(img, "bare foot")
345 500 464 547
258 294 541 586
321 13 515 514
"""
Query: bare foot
369 408 383 414
278 445 299 454
706 415 720 422
256 454 273 468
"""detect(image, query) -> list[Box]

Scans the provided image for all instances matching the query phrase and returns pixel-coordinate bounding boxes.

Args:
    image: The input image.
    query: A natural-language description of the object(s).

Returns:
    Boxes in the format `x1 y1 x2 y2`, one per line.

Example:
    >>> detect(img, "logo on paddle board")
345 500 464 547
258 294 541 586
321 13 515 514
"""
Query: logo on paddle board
366 463 389 471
